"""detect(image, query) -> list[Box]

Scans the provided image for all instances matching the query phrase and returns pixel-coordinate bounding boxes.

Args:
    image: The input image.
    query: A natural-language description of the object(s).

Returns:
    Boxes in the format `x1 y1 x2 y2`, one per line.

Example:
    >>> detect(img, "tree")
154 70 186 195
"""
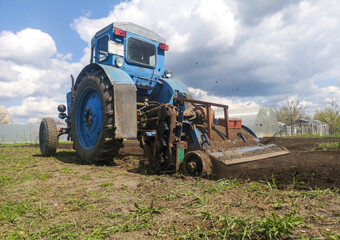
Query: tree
314 99 340 134
0 105 12 124
276 99 308 124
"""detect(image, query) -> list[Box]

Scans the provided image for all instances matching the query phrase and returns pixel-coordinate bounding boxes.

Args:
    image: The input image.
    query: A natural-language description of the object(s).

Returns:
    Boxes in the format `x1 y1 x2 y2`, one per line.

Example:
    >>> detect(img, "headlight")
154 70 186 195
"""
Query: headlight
164 69 172 78
115 57 124 67
57 104 66 113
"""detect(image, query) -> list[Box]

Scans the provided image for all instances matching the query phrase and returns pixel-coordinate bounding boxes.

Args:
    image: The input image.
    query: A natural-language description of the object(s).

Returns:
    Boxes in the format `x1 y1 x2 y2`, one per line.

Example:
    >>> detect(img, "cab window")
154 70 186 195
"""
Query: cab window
127 38 156 67
97 35 109 62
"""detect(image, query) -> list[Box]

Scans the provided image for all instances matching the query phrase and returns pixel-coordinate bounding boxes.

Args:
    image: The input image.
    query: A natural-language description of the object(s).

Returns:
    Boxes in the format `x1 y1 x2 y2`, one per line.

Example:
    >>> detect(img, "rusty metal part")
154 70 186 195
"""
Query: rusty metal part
182 150 212 177
174 98 230 140
138 103 178 173
205 126 290 166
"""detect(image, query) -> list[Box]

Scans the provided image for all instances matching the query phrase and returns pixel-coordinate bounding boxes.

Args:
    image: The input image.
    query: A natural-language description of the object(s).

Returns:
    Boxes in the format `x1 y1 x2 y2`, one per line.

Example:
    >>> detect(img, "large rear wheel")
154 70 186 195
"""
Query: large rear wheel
71 70 123 164
39 117 58 156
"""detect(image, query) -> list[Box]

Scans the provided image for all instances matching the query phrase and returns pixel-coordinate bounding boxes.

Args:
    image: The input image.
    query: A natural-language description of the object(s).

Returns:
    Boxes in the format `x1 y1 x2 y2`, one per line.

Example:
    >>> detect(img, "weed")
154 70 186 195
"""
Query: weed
175 181 183 185
0 174 13 187
106 212 121 219
322 231 340 240
65 198 77 204
64 198 89 211
259 209 303 239
248 182 260 192
98 182 114 187
261 174 278 191
165 192 181 201
38 172 50 181
290 176 304 190
186 192 207 209
80 175 91 180
287 133 340 138
0 201 29 224
312 214 327 221
204 178 240 193
185 209 303 239
318 142 340 148
132 201 163 218
60 167 79 174
272 200 284 210
301 188 333 199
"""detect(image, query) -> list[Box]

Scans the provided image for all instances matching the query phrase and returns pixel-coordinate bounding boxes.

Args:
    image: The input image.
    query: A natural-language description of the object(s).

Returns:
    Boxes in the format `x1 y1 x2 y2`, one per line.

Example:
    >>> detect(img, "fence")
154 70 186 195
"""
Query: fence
0 124 68 143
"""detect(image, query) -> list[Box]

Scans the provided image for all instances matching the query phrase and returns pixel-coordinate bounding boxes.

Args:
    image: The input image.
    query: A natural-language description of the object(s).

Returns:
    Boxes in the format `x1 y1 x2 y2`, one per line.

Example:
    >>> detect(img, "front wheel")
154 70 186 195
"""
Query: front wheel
39 117 58 156
71 71 123 164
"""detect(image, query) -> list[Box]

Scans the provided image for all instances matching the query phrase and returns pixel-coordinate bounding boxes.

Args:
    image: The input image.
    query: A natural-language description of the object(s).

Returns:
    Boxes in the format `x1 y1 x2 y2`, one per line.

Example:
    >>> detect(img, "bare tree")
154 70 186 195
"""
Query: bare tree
0 106 12 124
276 99 308 124
314 98 340 134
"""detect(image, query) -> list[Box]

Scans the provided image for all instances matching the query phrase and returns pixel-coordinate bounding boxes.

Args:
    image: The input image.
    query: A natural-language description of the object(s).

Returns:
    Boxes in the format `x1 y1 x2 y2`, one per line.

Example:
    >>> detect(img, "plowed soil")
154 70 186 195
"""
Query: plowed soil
115 137 340 189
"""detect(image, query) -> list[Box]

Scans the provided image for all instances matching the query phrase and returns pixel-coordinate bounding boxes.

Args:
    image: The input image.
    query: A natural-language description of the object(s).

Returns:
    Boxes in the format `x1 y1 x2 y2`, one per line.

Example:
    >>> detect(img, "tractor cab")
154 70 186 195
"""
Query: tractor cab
90 22 170 102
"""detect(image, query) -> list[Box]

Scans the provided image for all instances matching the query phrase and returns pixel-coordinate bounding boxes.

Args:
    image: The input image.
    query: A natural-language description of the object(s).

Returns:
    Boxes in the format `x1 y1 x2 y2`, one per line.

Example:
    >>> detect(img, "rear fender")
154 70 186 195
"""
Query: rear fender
75 63 135 88
75 63 137 138
151 77 191 104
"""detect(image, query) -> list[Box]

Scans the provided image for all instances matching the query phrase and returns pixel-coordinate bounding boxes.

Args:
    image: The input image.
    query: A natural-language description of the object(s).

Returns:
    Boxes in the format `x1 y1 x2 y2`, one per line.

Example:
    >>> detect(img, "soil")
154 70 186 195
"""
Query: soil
1 137 339 239
119 137 340 190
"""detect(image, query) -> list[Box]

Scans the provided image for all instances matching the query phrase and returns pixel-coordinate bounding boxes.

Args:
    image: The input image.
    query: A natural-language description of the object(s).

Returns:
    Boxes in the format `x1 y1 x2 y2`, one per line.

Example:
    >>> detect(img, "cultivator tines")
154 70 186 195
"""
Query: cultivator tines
137 98 289 177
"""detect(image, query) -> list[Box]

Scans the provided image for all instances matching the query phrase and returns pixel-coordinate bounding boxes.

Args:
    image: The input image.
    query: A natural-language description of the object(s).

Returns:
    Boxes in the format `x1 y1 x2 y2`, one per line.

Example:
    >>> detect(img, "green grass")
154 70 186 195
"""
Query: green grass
98 182 114 187
286 133 340 138
318 142 340 148
203 178 240 193
0 143 339 239
178 209 304 239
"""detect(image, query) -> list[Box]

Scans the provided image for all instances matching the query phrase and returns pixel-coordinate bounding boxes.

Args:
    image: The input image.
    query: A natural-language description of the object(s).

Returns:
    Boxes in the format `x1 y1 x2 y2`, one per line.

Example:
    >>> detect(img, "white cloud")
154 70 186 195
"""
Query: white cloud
71 0 236 52
8 96 63 124
0 28 82 123
0 28 57 67
2 0 340 124
189 87 258 110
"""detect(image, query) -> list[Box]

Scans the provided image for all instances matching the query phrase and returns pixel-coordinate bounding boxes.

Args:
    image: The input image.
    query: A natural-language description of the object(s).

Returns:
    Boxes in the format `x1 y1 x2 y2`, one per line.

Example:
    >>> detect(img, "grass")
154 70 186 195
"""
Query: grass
318 142 340 148
98 182 114 187
177 209 303 239
286 133 340 138
0 143 339 239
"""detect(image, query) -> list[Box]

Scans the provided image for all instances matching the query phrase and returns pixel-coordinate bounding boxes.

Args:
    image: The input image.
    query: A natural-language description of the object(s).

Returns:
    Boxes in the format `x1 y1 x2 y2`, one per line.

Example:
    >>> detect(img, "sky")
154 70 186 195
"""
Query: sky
0 0 339 124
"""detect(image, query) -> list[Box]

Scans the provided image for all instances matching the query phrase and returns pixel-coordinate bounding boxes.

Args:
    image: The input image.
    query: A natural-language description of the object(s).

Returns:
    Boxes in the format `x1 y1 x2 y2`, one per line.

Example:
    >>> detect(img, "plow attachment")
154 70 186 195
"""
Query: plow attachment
181 126 290 177
137 98 289 177
206 125 290 166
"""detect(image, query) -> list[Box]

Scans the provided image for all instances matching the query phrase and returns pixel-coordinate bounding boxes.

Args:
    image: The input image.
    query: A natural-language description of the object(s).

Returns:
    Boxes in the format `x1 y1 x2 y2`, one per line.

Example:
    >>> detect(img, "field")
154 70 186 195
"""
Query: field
0 137 339 239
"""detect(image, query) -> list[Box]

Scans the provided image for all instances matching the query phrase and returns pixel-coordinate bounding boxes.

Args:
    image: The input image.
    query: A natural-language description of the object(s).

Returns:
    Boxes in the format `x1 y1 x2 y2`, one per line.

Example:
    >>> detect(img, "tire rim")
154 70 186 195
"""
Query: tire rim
184 153 203 177
75 86 103 150
39 123 46 152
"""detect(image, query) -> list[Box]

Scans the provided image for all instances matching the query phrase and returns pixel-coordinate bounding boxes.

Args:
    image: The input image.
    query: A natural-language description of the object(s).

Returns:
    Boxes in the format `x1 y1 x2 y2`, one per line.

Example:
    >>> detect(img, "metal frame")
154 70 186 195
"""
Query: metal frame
173 98 230 140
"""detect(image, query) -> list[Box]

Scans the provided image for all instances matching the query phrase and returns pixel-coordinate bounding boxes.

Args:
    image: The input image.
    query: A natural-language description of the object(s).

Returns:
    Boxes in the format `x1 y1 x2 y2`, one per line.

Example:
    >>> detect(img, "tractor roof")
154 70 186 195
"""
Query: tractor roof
95 22 166 44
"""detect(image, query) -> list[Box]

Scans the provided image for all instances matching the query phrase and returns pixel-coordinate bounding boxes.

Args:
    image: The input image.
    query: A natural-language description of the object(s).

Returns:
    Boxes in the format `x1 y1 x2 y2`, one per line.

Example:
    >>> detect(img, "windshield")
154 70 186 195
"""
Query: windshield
127 38 156 67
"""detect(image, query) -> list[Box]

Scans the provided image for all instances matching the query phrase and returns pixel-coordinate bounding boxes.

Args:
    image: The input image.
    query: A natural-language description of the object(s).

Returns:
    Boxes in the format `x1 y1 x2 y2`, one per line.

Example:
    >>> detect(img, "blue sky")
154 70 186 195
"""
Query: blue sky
0 0 120 61
0 0 339 124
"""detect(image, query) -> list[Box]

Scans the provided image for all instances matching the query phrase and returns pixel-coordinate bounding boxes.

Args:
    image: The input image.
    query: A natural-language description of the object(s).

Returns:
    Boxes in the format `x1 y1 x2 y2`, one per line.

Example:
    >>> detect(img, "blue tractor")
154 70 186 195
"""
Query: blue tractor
39 22 288 177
